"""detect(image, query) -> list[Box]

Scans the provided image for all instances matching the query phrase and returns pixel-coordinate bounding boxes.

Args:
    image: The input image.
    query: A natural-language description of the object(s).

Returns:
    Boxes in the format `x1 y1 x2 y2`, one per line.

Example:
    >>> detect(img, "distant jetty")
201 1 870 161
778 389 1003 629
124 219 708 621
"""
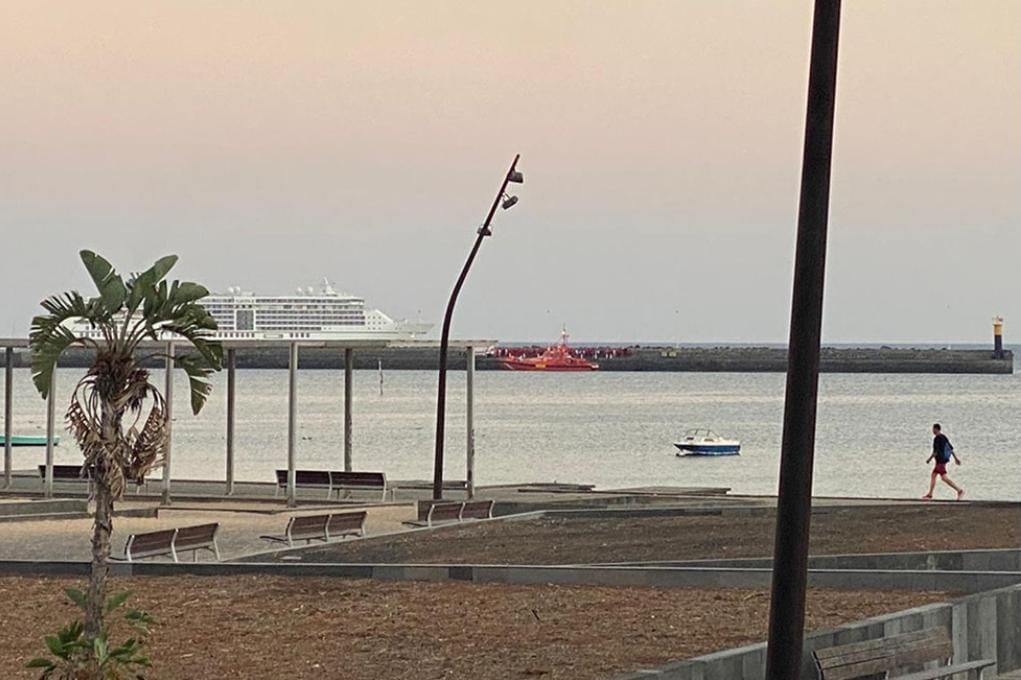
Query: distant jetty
29 345 1014 374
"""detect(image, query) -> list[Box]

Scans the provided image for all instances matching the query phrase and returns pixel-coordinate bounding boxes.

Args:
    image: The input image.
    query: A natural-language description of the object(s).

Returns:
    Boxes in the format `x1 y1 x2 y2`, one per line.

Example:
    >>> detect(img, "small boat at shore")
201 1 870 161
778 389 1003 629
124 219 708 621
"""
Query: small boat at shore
499 329 599 372
0 435 59 447
674 429 740 456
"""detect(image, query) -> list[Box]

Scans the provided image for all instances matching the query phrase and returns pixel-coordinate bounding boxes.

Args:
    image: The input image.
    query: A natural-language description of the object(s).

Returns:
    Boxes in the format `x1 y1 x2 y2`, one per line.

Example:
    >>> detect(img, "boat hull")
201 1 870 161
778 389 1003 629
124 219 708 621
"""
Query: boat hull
500 361 598 371
673 443 741 456
0 435 60 447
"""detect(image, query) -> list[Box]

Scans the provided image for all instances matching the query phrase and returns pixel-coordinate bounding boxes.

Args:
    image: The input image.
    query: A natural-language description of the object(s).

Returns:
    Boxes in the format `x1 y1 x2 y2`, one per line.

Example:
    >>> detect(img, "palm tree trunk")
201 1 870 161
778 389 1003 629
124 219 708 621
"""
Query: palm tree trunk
85 478 113 638
85 402 119 639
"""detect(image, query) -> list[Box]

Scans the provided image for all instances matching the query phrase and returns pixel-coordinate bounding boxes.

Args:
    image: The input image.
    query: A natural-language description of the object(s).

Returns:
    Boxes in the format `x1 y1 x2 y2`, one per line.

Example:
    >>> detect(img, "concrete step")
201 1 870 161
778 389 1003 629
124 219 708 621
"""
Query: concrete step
0 499 88 517
0 512 91 523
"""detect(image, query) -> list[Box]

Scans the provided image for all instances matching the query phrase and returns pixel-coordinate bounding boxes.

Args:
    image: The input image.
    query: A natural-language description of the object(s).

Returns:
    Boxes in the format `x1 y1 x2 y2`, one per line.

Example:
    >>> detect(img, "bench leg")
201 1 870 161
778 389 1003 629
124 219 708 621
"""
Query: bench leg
213 539 221 561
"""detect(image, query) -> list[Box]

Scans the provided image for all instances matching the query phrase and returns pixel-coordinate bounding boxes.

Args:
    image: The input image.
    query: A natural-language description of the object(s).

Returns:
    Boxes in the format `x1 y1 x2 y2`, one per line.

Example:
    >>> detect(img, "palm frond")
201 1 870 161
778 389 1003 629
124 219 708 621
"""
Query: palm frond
29 291 101 399
173 352 219 415
80 250 127 312
125 254 178 313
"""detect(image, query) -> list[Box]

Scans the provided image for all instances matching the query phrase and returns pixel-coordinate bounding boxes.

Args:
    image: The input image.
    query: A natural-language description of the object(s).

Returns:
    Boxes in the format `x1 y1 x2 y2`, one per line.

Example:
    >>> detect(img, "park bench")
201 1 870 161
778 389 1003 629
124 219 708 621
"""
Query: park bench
327 511 368 539
425 499 495 526
116 523 221 563
274 469 333 499
38 464 90 486
38 465 150 494
274 470 389 501
460 499 495 520
813 627 995 680
329 471 387 501
426 502 464 526
260 511 367 547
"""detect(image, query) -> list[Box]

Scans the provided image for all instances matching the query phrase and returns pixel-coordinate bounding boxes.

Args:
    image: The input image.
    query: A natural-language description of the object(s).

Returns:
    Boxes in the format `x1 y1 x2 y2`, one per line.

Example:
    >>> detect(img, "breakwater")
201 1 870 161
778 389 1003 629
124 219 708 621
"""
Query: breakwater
26 346 1014 374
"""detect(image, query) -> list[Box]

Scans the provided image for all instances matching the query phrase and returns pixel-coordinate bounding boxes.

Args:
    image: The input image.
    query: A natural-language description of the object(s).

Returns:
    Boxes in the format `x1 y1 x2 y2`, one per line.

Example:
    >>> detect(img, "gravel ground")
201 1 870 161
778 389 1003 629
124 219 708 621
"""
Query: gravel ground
0 575 952 680
256 504 1021 564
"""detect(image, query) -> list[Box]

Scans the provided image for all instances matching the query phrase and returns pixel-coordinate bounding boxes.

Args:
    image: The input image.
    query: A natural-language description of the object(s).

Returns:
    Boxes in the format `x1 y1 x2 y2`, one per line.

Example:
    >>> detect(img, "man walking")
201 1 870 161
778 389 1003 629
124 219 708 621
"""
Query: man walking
923 423 964 500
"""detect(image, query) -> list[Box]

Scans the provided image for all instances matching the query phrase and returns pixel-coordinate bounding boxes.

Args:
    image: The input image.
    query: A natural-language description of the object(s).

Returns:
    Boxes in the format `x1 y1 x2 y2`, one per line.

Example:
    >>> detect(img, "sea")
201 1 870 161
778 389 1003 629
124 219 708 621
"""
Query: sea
5 367 1019 502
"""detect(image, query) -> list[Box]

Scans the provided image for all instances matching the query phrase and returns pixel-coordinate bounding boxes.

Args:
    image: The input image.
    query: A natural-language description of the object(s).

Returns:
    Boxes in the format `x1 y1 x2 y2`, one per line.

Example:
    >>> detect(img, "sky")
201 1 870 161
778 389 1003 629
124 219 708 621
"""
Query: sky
1 1 1018 344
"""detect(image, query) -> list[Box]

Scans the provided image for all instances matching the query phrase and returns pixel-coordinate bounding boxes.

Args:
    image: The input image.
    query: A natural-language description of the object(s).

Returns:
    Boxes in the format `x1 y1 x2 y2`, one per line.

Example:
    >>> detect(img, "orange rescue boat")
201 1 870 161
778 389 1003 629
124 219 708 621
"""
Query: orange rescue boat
499 329 599 371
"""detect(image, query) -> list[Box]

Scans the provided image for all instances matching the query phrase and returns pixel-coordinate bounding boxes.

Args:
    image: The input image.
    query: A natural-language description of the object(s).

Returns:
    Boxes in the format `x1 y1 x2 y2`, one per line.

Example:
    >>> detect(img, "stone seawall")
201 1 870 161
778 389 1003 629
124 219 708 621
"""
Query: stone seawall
23 346 1014 374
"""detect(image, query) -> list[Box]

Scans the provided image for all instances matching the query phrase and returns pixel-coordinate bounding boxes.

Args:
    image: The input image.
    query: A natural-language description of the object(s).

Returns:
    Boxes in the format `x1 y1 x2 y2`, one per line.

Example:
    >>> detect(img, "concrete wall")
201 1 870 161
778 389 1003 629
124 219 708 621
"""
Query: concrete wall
615 583 1021 679
18 345 1013 374
1 559 1015 596
629 548 1021 573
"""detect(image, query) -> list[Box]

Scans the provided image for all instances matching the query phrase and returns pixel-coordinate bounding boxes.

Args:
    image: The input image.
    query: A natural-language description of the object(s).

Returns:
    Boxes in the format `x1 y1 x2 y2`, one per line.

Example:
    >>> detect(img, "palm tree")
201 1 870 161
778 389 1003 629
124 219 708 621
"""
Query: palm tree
30 250 222 640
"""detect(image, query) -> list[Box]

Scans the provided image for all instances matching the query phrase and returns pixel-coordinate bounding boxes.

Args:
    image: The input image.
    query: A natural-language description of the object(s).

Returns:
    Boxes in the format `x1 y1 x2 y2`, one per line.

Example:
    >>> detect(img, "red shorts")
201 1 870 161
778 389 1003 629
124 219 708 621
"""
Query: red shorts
933 462 947 476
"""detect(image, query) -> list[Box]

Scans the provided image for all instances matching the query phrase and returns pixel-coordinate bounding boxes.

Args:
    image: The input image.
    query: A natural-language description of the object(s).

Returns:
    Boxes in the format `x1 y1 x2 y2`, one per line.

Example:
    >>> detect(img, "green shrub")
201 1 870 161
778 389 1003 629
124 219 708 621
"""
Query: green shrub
26 588 154 680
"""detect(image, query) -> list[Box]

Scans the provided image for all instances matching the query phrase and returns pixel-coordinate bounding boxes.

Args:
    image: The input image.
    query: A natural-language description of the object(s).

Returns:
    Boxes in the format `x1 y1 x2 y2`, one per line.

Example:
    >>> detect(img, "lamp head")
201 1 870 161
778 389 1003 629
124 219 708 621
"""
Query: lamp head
501 194 519 210
508 169 524 184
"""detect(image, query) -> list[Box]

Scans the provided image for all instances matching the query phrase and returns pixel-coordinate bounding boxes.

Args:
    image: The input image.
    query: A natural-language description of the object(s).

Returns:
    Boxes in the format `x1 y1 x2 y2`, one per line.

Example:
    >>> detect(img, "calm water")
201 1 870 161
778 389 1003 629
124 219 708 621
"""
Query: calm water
5 368 1019 501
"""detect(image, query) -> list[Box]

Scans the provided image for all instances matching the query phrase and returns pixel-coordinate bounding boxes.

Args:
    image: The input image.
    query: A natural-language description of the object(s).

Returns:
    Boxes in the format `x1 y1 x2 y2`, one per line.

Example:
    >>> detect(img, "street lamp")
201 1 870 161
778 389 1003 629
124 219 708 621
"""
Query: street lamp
433 155 524 500
764 2 841 679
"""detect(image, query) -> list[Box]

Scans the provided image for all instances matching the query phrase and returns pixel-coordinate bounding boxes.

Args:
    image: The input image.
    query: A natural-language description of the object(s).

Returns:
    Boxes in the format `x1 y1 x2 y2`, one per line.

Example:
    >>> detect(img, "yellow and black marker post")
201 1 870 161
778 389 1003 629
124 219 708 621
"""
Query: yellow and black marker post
993 316 1004 359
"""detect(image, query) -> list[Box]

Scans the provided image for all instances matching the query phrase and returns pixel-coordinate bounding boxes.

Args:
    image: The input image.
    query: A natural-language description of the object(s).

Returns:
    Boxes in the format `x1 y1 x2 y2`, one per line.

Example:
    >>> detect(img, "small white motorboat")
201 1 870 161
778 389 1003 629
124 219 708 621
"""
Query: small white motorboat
673 429 741 456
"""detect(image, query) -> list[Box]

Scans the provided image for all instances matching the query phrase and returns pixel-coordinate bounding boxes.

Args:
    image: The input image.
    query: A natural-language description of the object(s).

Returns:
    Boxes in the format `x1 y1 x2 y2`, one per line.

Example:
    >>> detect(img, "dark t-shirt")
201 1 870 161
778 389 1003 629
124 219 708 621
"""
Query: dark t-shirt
933 433 952 460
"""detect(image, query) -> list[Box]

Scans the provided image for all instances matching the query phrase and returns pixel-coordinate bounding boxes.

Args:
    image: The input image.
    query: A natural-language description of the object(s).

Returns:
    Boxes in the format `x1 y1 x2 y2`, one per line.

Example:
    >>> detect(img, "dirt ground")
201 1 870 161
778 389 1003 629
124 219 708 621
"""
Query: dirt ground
257 500 1021 563
1 575 952 680
261 504 1021 564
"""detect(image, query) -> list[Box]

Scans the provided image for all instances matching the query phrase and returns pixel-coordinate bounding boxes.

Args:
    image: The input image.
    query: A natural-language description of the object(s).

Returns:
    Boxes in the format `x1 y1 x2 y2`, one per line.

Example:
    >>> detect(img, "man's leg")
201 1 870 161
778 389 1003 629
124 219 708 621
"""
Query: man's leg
940 473 964 498
923 472 938 498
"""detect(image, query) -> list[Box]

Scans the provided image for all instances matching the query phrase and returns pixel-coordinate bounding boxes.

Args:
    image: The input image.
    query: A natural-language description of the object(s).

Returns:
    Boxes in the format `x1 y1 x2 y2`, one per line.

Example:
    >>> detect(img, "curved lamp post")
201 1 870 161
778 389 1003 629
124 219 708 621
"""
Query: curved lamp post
433 155 524 500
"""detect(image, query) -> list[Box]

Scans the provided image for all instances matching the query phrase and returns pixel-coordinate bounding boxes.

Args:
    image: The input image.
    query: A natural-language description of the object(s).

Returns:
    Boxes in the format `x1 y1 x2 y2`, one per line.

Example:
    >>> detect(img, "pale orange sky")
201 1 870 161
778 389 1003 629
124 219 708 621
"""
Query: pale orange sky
2 1 1018 342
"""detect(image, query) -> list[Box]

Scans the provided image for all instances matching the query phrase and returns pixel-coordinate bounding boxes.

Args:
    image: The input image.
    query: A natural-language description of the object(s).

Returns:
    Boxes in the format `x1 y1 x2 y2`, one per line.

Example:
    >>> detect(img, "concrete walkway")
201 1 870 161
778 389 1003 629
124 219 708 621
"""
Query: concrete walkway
0 500 416 561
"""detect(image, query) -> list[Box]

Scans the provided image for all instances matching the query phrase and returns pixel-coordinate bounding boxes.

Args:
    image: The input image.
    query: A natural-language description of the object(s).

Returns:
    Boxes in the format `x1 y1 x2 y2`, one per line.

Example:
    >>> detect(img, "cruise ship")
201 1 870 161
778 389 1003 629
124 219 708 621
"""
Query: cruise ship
71 279 433 341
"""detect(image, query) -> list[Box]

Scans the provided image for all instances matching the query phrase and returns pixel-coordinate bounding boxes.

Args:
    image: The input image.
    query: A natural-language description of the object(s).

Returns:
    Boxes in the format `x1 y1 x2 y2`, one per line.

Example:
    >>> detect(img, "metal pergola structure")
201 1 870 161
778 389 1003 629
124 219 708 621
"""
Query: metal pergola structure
1 337 489 507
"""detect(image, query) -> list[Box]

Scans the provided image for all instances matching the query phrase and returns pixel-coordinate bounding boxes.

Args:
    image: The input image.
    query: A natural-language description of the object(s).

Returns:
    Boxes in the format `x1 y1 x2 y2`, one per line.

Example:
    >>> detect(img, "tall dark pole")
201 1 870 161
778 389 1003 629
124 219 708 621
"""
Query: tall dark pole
765 2 841 679
433 155 521 500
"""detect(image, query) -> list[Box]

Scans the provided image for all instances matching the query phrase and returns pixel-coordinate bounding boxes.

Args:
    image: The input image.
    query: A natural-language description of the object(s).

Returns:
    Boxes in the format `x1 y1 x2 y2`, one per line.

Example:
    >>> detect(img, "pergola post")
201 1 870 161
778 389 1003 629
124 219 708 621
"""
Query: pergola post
161 342 175 505
344 347 353 472
466 346 476 499
44 370 56 498
225 348 236 495
3 347 12 489
287 342 298 507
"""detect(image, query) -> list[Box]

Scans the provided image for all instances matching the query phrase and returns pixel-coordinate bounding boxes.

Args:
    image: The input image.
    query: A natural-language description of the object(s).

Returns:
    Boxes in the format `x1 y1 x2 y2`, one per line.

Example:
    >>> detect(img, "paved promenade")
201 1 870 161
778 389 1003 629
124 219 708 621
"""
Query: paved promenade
0 500 415 561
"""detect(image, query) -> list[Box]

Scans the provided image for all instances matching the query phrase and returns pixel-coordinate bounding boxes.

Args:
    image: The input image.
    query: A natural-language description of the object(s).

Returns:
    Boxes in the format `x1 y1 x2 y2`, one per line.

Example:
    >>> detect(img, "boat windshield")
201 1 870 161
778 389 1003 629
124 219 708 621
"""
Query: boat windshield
683 428 720 439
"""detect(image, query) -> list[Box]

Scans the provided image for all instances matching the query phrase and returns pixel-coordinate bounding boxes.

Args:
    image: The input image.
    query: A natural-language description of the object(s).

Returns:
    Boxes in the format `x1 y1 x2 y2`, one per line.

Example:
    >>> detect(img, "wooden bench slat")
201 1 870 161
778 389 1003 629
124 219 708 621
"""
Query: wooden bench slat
273 470 388 500
460 500 494 520
38 465 91 480
126 529 178 560
427 502 464 525
289 515 330 539
818 639 950 669
327 511 367 538
330 471 387 500
261 512 367 547
894 659 996 680
121 523 220 563
815 629 941 661
173 523 218 548
329 472 385 487
814 628 979 680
